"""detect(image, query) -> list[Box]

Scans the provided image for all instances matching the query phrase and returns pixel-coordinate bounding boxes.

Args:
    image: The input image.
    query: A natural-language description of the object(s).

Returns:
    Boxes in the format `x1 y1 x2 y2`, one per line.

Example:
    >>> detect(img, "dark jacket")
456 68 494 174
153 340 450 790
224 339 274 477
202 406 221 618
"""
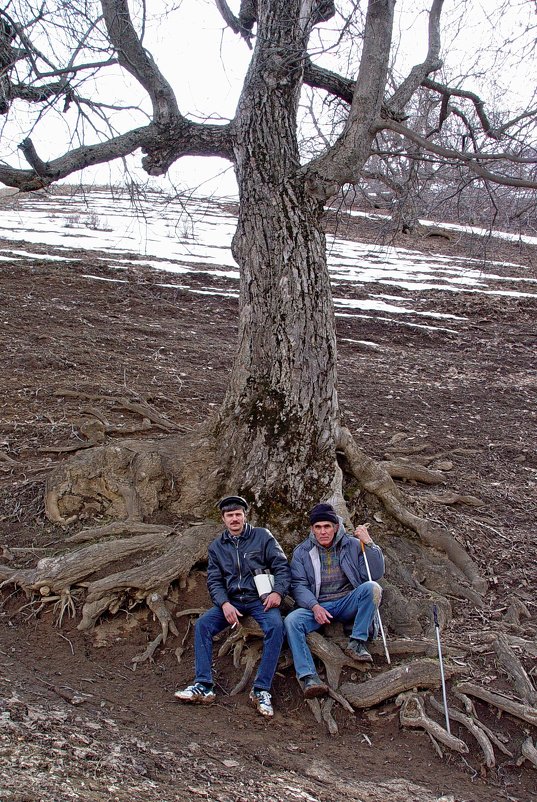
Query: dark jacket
290 520 385 610
207 522 291 607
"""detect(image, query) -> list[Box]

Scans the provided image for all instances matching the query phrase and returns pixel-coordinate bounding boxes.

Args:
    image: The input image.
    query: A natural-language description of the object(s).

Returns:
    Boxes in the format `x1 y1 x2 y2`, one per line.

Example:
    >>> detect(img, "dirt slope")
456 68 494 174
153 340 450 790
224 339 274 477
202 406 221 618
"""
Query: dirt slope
0 196 536 802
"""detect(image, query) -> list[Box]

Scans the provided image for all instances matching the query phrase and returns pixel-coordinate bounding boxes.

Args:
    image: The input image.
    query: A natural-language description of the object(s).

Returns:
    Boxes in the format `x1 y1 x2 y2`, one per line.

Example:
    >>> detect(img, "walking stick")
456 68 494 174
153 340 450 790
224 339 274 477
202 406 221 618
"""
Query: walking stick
360 539 391 664
433 604 451 734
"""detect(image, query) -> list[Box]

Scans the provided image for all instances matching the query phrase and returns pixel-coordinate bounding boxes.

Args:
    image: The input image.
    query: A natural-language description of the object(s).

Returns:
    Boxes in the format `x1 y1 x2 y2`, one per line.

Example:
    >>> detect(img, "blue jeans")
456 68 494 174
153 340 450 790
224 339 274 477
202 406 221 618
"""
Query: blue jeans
194 600 285 691
284 582 381 680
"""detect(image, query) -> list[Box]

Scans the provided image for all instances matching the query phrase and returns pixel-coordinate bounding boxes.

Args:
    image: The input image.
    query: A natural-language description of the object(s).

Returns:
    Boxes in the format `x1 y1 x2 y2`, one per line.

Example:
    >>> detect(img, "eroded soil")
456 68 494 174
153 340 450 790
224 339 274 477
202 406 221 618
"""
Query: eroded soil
0 195 536 802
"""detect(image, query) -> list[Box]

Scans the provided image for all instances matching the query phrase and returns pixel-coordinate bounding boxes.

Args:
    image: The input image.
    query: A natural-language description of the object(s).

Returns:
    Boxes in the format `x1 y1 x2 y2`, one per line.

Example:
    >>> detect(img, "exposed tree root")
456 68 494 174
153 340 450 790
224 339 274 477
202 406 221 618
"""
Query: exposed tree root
176 607 208 619
132 633 164 667
336 425 486 595
340 659 465 709
368 637 467 659
65 521 173 545
229 643 262 696
39 442 96 455
44 440 173 524
398 692 469 755
456 681 537 726
321 697 338 735
428 694 495 767
79 523 218 629
453 690 514 757
55 389 182 432
147 592 179 644
0 530 172 594
517 737 537 769
379 461 446 485
306 630 368 689
0 522 219 643
425 492 484 507
305 697 323 724
493 633 537 705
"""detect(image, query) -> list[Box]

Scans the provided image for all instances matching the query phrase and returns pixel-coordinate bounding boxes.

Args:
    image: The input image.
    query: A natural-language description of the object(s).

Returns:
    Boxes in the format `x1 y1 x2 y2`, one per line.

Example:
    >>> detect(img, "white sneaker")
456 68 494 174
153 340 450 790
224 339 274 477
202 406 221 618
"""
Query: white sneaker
249 688 274 718
174 682 216 704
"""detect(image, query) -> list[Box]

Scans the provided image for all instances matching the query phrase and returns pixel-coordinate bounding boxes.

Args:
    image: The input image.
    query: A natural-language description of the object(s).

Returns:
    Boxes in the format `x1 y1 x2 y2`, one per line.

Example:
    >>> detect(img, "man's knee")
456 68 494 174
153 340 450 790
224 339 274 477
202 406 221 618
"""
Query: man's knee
353 581 382 605
284 609 302 633
369 581 382 606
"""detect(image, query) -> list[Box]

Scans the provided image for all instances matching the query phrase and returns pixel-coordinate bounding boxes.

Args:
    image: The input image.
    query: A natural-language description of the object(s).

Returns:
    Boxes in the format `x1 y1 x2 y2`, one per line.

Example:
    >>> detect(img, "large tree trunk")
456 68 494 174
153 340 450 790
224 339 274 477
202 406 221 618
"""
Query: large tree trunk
29 0 485 612
214 0 339 519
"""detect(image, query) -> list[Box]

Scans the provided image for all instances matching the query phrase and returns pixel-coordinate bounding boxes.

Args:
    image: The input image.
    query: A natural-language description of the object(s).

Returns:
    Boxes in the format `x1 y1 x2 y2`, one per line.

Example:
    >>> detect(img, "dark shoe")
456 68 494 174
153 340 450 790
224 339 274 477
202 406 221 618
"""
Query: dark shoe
174 682 216 704
249 688 274 718
302 674 329 698
344 639 373 663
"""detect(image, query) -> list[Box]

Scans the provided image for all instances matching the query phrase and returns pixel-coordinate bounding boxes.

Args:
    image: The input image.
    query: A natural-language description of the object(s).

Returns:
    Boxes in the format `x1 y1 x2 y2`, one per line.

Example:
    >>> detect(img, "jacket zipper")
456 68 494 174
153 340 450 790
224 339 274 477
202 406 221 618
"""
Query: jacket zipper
235 540 242 591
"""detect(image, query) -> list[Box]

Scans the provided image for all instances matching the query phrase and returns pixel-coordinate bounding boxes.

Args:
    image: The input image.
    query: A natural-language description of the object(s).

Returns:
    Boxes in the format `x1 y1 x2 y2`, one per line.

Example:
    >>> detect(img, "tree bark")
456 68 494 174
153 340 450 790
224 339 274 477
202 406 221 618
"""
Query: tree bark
214 0 340 520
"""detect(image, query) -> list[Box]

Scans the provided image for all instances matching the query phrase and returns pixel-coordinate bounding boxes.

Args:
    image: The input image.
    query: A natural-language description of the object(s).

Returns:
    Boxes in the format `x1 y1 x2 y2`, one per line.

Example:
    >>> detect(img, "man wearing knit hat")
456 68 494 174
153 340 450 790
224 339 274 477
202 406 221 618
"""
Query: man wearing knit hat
284 502 385 698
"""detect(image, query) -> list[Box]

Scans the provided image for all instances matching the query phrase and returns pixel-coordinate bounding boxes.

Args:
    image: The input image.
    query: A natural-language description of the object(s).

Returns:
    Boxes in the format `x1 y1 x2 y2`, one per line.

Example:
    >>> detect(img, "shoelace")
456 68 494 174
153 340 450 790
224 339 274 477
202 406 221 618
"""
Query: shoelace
256 691 271 706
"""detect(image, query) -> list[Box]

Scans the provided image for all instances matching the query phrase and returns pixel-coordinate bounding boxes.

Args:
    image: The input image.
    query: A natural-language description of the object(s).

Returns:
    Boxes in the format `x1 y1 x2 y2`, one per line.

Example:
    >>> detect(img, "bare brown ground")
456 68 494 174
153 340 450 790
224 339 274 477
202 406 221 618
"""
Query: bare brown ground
0 200 536 802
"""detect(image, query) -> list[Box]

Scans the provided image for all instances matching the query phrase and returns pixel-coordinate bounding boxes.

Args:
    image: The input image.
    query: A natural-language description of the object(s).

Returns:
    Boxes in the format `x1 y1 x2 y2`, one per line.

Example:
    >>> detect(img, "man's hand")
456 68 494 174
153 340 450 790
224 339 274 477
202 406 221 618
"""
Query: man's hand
311 604 333 625
222 601 243 627
354 524 373 545
262 591 282 611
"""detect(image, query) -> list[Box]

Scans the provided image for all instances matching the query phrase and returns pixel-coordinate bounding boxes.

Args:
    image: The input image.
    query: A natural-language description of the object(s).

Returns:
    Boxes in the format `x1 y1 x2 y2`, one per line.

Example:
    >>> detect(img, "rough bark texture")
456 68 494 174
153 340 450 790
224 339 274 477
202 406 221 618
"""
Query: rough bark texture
214 0 340 518
341 659 464 708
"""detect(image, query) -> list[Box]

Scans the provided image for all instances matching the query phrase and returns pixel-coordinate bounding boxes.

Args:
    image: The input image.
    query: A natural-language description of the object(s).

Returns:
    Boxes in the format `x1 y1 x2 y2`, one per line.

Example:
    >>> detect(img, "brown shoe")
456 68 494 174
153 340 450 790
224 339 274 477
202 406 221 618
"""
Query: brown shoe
302 674 329 698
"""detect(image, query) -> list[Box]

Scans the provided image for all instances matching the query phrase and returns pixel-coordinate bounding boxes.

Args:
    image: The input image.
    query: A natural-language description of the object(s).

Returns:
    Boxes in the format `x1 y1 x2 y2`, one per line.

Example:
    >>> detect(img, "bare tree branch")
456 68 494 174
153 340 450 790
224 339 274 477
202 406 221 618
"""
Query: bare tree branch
303 57 354 104
303 0 396 200
422 78 500 139
387 0 444 115
0 120 233 190
384 119 537 189
101 0 180 125
214 0 254 46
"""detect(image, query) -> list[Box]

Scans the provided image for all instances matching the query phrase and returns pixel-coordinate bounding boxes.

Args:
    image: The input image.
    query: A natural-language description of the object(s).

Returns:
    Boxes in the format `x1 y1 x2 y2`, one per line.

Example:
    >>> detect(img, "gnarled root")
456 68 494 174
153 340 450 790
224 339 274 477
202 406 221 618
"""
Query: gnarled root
321 697 338 735
336 425 486 595
229 643 263 696
147 592 179 644
456 681 537 727
44 440 169 524
398 692 469 755
517 737 537 769
132 633 164 667
306 630 368 689
1 530 172 596
340 659 465 709
79 523 219 629
428 694 495 767
217 616 264 658
493 633 537 705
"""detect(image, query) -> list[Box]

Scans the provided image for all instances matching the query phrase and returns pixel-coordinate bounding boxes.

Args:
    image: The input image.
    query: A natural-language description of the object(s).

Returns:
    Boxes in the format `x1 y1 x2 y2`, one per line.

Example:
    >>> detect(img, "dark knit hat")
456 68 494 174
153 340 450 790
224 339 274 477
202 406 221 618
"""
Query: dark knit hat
218 495 249 513
309 503 339 526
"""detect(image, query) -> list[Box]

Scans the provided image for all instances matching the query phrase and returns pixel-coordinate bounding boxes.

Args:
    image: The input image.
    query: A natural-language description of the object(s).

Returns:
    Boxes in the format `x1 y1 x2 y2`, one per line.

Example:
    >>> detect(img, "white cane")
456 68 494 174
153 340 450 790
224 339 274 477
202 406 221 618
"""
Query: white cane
360 539 391 664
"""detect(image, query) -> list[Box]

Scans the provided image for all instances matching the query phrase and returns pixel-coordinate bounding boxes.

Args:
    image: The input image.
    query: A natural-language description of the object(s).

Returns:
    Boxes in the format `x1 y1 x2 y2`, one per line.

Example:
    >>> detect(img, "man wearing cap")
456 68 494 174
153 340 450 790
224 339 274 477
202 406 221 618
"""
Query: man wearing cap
284 502 385 698
175 495 290 718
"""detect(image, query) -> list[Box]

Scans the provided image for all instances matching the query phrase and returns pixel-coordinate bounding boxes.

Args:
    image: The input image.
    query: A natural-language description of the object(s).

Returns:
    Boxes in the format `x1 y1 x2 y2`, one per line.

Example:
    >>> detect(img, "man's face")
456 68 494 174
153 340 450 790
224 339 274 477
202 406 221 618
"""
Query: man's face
222 508 246 536
312 521 338 548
